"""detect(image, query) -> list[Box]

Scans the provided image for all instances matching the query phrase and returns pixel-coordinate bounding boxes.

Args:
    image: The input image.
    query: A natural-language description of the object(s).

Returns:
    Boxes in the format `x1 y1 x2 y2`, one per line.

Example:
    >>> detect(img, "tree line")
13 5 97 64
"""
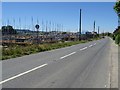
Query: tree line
113 1 120 45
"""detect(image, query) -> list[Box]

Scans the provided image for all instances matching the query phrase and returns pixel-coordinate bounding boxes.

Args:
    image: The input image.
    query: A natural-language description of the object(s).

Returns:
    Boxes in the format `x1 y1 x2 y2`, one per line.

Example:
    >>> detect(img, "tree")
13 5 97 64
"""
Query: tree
115 34 120 44
114 1 120 16
114 1 120 27
113 1 120 42
62 32 67 34
2 25 17 35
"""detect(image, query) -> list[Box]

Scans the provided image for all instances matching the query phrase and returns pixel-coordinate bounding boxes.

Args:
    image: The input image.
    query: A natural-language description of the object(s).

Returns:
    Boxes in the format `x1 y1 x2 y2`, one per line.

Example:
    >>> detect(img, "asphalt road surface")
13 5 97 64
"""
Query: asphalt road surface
2 37 112 88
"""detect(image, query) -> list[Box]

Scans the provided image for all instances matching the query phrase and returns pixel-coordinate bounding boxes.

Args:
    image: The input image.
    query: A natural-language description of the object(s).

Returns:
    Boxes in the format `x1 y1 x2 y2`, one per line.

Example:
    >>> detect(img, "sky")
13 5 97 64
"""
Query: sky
2 2 118 33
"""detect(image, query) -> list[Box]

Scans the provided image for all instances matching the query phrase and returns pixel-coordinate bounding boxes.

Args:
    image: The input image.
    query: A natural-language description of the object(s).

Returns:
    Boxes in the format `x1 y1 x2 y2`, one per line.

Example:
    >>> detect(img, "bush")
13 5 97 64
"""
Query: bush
113 35 116 40
115 34 120 44
2 39 95 60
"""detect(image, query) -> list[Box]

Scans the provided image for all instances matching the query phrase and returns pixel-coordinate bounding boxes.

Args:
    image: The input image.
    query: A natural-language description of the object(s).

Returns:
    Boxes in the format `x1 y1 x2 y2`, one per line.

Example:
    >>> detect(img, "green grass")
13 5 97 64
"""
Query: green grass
1 38 100 60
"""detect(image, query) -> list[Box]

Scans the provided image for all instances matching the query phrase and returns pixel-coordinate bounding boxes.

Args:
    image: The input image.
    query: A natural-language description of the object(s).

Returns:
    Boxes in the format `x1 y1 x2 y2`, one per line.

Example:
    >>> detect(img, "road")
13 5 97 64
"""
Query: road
1 37 112 88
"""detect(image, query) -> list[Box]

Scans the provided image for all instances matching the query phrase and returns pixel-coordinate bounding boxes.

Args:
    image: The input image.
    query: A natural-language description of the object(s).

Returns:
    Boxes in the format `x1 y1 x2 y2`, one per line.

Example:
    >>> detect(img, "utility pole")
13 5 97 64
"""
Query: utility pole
52 22 54 32
7 19 10 45
13 19 16 42
42 20 44 33
49 21 51 33
94 21 96 32
93 21 96 38
79 9 82 41
41 20 44 41
19 18 21 30
46 21 48 41
13 19 15 29
25 17 26 29
98 26 99 37
103 30 104 37
31 17 34 31
46 21 48 33
7 19 9 25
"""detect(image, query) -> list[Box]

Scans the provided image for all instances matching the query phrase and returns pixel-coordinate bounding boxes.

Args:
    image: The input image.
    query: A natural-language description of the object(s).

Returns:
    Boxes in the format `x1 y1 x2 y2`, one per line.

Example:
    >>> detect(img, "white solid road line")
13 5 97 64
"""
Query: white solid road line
89 45 93 47
80 47 87 51
60 52 76 59
0 63 48 85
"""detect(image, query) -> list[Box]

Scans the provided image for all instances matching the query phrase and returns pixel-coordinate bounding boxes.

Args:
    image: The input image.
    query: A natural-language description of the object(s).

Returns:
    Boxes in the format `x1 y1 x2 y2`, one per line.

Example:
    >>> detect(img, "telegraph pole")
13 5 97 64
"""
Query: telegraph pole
13 19 16 42
93 21 96 38
25 17 26 29
45 21 48 41
7 19 10 45
31 17 34 31
19 18 21 30
94 21 96 32
7 19 9 25
79 9 82 41
13 19 15 29
98 26 99 37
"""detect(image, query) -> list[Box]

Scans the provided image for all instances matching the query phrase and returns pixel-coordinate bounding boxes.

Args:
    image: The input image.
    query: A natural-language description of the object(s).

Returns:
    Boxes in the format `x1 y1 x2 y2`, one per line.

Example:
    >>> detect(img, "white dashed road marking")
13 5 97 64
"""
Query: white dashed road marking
0 63 48 84
89 45 93 47
94 43 96 45
80 47 87 51
60 52 76 59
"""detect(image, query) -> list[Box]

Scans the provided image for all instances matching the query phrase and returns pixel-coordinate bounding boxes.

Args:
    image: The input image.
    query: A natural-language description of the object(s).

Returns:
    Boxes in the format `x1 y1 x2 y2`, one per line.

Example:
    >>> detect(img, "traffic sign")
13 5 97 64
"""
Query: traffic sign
35 24 39 29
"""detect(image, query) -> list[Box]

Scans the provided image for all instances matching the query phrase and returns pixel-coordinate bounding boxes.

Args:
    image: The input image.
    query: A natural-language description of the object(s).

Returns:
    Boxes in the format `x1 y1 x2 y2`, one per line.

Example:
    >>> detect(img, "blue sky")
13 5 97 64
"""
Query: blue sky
2 2 118 33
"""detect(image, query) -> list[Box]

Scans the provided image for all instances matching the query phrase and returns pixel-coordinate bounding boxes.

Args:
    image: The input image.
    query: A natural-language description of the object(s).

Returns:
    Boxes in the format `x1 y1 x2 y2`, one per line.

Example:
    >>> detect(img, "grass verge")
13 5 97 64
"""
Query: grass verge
1 38 100 60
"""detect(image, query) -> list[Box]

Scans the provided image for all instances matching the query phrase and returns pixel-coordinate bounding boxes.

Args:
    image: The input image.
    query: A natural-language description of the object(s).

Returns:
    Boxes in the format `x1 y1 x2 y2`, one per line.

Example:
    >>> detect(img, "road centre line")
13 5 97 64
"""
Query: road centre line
0 63 48 85
80 47 88 51
94 43 96 45
60 52 76 59
89 45 93 47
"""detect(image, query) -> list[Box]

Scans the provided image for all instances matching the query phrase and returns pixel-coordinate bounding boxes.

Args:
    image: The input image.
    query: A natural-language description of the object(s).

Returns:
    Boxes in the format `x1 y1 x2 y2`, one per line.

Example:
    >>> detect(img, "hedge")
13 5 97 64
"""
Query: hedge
115 34 120 45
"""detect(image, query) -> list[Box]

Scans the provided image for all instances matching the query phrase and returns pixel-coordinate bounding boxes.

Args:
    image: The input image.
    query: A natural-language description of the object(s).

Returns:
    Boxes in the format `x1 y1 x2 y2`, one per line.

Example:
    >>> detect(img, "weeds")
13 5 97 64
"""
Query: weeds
2 39 98 60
